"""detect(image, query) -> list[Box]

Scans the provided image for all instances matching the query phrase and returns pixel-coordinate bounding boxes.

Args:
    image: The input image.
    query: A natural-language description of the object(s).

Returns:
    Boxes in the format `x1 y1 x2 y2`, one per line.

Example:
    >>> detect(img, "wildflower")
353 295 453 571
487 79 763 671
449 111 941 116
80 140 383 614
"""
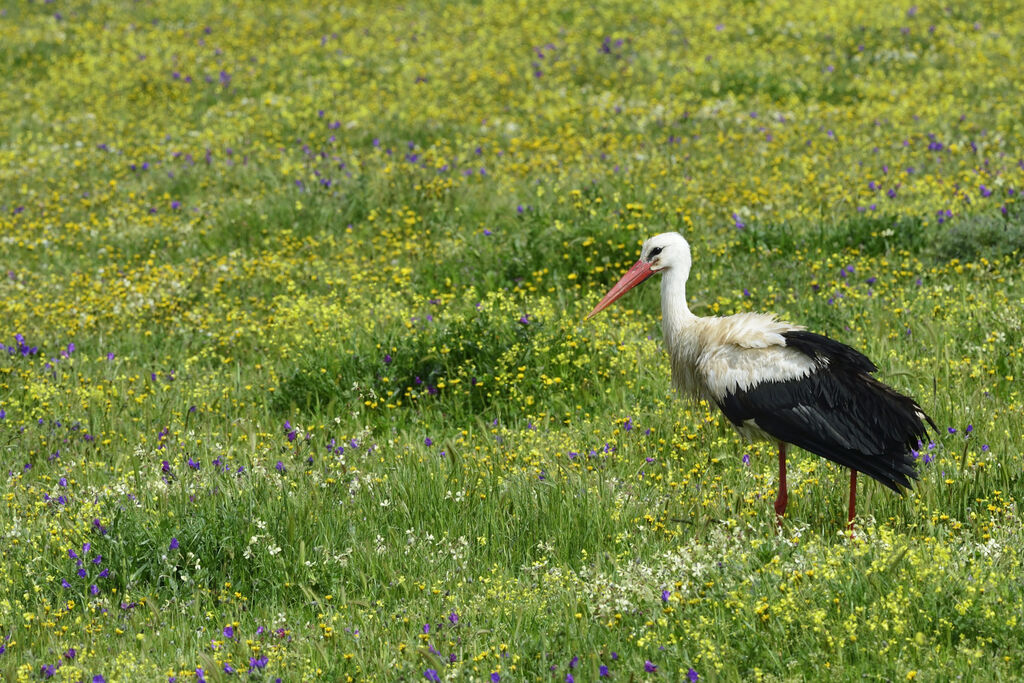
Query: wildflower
570 656 578 668
94 677 107 683
645 660 657 673
688 668 700 681
424 670 441 682
742 453 750 466
661 589 670 602
600 665 610 677
224 625 234 639
424 437 433 447
448 611 458 625
275 461 285 473
491 674 501 682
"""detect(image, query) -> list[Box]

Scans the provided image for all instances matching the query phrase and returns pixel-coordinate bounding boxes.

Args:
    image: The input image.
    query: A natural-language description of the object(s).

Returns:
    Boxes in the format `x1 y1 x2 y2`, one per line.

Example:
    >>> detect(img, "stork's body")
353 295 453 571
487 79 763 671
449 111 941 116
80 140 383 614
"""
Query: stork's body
588 232 934 526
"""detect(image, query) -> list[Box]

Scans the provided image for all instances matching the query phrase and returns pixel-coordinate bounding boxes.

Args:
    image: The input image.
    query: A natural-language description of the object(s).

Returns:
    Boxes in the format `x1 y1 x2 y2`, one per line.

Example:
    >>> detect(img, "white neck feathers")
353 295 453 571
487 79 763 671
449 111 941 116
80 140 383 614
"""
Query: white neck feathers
660 265 695 338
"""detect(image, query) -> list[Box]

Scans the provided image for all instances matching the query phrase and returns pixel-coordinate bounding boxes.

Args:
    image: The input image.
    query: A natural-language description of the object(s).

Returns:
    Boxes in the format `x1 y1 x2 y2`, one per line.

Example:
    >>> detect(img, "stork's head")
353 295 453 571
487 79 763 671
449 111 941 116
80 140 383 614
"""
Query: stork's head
585 232 691 319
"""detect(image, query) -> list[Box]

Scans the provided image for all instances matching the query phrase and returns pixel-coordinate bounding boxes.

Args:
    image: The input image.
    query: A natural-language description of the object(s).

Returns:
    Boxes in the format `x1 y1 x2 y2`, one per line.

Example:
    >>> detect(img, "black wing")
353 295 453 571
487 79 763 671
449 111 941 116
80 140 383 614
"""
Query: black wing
716 331 934 493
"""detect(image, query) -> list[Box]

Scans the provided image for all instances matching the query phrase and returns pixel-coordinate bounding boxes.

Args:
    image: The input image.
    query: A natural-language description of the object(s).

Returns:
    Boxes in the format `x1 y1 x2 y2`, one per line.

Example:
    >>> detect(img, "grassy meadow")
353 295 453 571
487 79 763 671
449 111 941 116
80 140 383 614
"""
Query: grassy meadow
3 0 1024 680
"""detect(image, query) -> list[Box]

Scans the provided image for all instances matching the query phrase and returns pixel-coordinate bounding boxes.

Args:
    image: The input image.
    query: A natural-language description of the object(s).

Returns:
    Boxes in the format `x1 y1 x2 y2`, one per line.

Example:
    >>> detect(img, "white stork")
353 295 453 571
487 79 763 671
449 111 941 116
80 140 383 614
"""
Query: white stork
586 232 935 526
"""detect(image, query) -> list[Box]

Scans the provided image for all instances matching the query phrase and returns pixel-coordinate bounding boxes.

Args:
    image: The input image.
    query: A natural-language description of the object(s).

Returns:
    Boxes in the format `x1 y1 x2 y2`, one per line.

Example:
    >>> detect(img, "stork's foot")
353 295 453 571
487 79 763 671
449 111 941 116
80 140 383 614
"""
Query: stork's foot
773 494 788 523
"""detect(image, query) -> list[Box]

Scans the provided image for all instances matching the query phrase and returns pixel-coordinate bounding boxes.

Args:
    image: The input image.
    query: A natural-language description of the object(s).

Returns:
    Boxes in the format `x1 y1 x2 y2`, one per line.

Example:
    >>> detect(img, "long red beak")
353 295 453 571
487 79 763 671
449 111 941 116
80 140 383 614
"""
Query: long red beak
585 259 655 320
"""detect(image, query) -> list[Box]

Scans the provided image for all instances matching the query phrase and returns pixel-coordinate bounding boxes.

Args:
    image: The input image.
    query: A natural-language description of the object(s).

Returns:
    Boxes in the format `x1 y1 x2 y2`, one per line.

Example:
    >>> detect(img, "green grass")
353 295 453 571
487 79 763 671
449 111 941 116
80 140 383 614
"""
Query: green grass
2 1 1024 681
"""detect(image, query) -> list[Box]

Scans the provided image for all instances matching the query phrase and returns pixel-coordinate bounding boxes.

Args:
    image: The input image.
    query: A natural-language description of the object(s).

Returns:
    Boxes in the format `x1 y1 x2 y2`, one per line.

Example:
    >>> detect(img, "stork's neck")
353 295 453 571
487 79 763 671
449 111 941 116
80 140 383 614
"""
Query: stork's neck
660 266 696 338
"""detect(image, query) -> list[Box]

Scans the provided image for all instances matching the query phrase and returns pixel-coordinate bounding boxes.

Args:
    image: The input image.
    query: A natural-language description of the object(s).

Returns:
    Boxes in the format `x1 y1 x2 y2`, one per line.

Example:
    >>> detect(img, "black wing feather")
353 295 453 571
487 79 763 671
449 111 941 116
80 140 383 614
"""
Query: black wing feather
716 331 933 493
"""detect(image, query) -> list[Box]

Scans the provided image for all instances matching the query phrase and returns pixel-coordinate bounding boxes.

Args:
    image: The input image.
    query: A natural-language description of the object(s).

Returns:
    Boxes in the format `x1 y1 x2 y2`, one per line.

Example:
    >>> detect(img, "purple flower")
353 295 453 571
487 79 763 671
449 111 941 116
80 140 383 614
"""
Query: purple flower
948 427 957 435
566 675 574 683
383 354 392 365
645 660 657 673
223 662 235 674
661 590 670 602
570 656 578 668
965 424 973 434
448 611 458 624
94 676 107 683
64 647 77 660
982 444 990 452
224 625 235 639
188 457 200 470
275 461 285 473
600 665 610 677
424 670 441 682
424 437 433 447
742 453 750 466
688 667 700 681
90 584 99 595
491 674 501 682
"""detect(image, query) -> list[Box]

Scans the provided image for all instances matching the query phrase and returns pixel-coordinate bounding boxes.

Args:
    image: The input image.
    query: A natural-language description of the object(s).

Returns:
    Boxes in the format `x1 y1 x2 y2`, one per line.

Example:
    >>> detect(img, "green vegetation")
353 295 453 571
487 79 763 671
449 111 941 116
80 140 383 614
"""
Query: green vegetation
1 1 1023 680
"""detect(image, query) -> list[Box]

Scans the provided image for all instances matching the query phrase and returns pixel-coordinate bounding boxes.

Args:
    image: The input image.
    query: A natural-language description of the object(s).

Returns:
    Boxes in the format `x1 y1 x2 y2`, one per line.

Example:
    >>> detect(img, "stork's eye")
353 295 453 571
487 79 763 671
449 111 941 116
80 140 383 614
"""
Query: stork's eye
648 246 663 259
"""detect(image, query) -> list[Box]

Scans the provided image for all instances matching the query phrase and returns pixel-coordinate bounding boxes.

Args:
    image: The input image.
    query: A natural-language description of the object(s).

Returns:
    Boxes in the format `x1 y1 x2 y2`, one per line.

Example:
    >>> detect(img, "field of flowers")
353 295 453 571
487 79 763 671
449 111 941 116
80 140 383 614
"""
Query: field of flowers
2 0 1024 680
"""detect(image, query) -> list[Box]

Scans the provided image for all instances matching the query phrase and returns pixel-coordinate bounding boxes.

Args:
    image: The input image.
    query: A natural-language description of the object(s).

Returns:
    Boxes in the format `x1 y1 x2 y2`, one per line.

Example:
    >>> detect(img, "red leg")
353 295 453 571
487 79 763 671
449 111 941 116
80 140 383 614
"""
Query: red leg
774 442 788 526
848 469 858 530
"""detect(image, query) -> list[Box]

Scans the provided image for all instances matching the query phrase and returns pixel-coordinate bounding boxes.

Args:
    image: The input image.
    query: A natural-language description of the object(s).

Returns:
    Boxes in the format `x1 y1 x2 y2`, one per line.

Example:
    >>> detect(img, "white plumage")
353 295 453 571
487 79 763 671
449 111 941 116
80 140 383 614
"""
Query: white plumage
587 232 934 526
